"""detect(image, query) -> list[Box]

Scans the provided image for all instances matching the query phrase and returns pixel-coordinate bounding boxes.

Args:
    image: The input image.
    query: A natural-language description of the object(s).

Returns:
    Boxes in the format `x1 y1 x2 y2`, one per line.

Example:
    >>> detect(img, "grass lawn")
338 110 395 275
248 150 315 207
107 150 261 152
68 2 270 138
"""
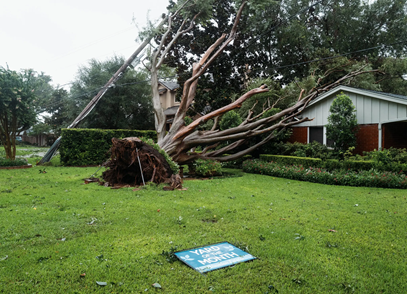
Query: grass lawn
1 156 407 293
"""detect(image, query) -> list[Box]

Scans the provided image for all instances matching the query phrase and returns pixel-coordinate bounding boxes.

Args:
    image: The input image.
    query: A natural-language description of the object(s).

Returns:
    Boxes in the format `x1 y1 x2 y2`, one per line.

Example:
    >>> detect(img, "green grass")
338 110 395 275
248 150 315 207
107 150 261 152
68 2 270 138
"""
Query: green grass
1 164 407 293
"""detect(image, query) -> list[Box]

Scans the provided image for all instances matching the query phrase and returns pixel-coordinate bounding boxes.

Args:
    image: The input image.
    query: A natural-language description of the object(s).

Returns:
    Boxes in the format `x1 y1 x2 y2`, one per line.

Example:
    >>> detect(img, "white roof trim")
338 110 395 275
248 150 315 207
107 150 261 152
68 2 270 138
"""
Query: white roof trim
307 85 407 107
381 116 407 124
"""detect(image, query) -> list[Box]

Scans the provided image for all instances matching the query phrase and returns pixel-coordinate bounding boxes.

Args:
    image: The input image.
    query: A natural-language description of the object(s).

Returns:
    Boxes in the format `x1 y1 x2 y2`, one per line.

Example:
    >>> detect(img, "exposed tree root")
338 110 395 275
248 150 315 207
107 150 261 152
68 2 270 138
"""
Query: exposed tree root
102 137 175 187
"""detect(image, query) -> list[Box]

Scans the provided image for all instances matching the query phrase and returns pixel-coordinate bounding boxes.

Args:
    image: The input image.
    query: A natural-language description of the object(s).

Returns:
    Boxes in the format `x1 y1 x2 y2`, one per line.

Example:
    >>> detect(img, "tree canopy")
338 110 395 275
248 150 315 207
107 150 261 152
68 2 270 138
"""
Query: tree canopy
0 67 43 159
162 0 407 114
68 56 154 130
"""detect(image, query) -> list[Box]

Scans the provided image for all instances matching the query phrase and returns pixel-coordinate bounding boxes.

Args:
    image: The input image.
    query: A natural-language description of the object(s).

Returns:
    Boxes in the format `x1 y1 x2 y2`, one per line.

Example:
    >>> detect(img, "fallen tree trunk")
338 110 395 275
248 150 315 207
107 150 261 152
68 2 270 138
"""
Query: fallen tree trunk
102 137 173 187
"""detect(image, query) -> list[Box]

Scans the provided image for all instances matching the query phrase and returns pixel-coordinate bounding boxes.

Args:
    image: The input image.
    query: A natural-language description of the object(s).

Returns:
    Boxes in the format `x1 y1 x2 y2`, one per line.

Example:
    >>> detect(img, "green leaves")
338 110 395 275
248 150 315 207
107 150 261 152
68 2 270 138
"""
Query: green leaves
0 66 44 159
219 110 242 131
69 56 154 130
326 93 358 155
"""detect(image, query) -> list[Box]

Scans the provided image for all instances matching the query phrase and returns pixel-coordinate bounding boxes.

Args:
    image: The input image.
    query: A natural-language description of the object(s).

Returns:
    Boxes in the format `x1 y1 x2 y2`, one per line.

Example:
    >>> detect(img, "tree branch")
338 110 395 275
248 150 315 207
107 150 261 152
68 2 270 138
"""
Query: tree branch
173 84 269 140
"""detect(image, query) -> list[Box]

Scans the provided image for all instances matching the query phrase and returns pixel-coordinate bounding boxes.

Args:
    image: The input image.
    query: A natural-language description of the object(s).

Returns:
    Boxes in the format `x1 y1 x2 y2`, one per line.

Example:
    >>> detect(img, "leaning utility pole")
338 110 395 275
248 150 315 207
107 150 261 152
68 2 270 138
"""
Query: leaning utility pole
37 18 167 165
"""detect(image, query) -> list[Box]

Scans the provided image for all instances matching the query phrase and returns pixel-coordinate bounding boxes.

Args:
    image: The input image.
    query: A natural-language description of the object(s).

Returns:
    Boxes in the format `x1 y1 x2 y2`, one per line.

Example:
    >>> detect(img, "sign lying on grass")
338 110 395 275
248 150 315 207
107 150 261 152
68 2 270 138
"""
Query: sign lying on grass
174 242 256 273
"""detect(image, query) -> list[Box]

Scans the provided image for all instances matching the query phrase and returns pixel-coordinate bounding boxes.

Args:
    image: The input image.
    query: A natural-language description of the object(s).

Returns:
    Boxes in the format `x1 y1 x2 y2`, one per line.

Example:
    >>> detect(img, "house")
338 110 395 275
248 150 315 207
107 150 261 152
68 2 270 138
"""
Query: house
288 85 407 154
158 80 180 129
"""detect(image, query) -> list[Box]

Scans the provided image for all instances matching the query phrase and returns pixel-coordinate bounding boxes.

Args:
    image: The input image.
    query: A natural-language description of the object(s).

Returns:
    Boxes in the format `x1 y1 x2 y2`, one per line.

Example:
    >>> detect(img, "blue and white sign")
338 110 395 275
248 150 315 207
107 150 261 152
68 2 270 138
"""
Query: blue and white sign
174 242 256 273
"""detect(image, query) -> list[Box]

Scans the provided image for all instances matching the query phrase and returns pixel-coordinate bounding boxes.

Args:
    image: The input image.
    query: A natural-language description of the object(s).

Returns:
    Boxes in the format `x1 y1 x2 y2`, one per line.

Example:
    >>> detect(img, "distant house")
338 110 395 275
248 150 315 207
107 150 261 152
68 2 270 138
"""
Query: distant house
158 80 180 130
288 85 407 154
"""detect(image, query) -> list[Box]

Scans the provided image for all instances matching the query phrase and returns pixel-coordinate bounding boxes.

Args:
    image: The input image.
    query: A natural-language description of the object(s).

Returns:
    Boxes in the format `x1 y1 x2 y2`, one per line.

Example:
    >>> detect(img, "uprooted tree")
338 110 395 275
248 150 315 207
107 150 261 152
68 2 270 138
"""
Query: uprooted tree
152 0 377 162
103 0 378 186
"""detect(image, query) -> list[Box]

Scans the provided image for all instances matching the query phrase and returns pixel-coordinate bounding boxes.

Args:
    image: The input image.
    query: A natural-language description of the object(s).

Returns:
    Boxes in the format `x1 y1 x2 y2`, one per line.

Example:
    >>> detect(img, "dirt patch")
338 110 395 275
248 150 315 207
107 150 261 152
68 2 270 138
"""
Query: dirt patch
0 164 32 170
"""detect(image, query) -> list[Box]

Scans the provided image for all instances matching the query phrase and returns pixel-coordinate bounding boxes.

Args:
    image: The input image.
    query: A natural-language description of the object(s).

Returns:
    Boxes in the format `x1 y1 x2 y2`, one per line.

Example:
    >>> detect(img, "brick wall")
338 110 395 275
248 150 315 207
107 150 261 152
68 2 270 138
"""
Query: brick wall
354 124 378 155
287 127 307 144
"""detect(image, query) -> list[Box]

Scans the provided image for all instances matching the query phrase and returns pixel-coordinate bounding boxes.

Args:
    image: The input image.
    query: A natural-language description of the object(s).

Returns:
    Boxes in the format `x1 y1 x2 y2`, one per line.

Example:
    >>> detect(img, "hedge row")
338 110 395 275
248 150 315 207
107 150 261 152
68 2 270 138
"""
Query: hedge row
243 159 407 189
259 154 407 173
60 129 156 166
259 154 322 167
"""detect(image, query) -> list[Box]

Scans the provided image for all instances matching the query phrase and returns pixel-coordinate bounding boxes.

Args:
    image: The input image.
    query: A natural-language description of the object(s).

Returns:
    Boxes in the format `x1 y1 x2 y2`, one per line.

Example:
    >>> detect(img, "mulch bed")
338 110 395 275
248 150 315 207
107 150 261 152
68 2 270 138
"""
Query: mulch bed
0 164 32 170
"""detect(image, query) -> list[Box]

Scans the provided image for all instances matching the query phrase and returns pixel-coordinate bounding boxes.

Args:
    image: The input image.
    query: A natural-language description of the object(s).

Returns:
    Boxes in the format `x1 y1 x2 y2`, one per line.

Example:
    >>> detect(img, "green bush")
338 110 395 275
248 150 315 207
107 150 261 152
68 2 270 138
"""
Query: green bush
263 141 334 159
259 154 323 167
326 93 358 156
342 160 374 171
0 158 28 167
362 148 407 172
221 155 253 168
243 159 407 189
219 110 242 131
194 159 222 177
322 159 341 171
60 128 156 166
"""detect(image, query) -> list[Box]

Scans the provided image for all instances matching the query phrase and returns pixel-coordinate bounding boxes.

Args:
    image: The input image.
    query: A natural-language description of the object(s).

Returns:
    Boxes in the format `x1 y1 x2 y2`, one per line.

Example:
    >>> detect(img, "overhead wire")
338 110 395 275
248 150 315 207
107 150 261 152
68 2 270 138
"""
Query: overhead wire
37 1 407 118
37 36 406 116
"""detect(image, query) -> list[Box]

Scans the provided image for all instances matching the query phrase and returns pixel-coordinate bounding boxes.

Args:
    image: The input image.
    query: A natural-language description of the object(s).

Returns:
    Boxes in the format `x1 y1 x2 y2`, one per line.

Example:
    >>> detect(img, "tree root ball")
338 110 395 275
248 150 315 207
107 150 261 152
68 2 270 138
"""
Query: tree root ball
102 137 174 187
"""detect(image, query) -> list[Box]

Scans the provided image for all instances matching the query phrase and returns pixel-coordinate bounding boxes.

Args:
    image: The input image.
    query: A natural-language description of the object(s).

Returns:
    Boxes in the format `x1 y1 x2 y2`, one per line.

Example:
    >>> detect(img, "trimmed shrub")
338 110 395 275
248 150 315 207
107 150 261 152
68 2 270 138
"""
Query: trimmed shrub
259 154 323 167
322 159 341 171
342 160 374 171
60 128 156 166
243 159 407 189
263 141 334 159
195 159 222 177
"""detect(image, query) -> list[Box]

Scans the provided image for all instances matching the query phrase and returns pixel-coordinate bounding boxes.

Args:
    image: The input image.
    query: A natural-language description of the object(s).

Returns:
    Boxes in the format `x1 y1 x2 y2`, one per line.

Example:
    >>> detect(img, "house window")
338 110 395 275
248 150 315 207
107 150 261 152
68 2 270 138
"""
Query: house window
309 127 323 144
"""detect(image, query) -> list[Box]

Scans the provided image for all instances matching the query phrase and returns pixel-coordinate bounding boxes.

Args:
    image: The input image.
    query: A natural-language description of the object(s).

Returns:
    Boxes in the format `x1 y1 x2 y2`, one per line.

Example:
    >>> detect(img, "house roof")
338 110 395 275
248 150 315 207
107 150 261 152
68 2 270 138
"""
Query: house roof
164 105 179 116
308 85 407 107
294 85 407 127
357 88 407 101
159 80 180 91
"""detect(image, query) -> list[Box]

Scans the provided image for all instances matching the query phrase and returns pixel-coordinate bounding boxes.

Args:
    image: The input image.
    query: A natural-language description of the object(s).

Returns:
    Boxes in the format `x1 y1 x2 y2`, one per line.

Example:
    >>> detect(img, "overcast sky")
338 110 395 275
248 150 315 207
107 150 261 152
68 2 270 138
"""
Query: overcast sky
1 0 170 88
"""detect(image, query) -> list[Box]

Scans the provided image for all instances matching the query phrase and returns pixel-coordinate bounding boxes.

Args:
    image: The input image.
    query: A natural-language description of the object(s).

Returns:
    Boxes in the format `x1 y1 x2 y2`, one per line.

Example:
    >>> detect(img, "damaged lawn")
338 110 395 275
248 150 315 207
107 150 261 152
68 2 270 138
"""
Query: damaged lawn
1 163 407 293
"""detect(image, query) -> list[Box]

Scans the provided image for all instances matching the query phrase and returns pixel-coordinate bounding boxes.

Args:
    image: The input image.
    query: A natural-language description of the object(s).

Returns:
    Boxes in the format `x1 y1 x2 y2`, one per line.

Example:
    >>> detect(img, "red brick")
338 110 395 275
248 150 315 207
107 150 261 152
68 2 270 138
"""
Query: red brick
354 124 378 155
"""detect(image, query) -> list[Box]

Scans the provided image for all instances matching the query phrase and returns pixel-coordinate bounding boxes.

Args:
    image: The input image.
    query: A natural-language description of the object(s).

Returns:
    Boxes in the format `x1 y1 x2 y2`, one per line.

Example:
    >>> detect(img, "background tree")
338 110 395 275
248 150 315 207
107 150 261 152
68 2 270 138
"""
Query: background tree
164 0 407 105
0 67 40 159
30 122 52 136
326 93 358 157
68 55 154 130
42 88 70 136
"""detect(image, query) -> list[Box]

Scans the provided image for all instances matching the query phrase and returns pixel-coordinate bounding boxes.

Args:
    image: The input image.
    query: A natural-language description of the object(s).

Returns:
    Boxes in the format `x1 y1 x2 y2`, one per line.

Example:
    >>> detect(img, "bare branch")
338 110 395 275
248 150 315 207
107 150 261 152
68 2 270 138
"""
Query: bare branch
156 13 200 69
211 116 220 131
160 1 248 148
241 100 259 124
271 94 287 108
297 89 305 101
173 85 269 140
201 142 220 154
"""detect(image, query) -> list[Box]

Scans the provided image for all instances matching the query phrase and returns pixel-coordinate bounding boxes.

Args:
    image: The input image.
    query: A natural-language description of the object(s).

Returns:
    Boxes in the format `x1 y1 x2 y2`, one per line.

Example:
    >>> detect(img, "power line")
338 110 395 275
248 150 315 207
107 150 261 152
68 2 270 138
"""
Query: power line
37 36 407 115
244 0 325 52
264 40 407 71
36 74 177 114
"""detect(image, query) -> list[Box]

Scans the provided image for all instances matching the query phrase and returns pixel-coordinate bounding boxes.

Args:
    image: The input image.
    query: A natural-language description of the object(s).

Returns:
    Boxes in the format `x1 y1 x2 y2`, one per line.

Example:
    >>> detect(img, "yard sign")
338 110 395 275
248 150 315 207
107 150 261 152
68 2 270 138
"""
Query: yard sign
174 242 256 273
